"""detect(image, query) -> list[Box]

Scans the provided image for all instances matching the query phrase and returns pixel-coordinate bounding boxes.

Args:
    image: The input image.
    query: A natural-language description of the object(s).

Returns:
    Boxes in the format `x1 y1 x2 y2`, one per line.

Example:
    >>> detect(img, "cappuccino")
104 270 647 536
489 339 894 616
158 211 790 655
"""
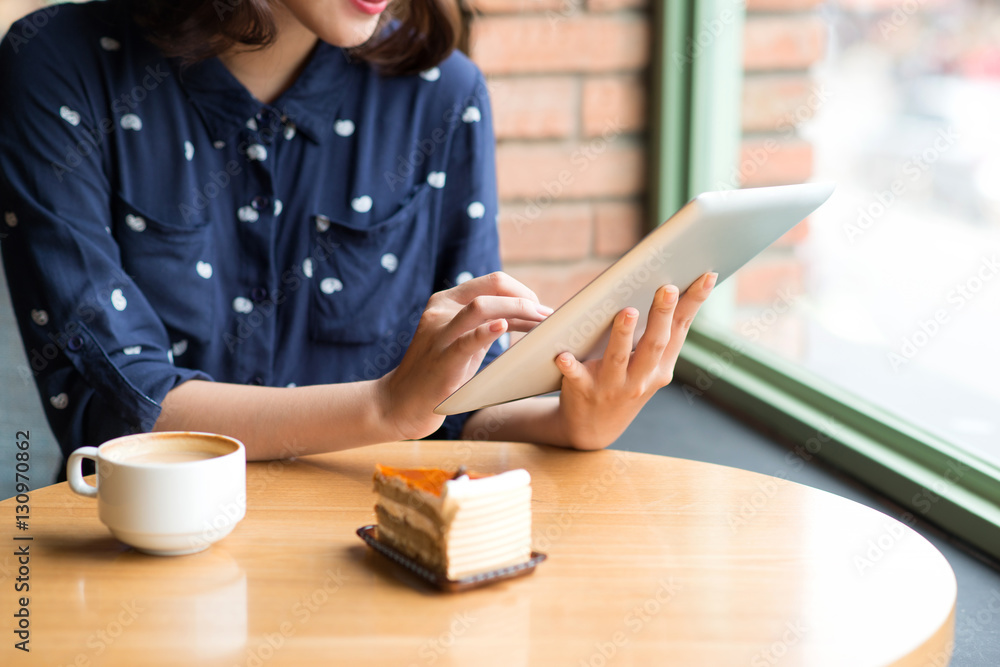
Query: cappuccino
124 449 221 464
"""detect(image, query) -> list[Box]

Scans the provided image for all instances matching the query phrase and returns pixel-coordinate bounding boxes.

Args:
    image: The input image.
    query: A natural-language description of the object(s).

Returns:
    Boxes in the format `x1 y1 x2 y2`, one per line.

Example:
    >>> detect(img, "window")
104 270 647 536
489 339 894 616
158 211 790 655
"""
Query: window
657 0 1000 558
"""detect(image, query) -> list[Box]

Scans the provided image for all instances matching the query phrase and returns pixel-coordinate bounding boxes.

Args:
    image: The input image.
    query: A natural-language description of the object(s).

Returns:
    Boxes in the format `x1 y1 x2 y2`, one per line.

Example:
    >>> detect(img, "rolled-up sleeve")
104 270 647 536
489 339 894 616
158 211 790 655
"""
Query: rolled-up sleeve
0 25 210 458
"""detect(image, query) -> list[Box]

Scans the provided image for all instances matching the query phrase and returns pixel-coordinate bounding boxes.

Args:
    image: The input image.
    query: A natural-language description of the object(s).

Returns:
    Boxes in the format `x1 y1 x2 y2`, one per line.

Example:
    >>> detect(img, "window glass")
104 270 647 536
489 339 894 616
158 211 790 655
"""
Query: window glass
713 0 1000 463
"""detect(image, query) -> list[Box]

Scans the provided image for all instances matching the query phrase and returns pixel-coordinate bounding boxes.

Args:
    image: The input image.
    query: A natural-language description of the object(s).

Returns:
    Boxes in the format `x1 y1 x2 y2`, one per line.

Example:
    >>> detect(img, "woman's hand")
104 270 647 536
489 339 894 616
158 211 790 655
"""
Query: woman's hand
553 272 717 450
380 271 552 441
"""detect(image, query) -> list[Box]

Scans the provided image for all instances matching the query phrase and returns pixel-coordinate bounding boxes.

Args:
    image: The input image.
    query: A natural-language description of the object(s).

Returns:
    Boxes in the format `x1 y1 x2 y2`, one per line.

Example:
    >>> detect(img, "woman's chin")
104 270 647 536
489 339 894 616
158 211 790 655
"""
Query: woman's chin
286 0 384 49
344 19 382 47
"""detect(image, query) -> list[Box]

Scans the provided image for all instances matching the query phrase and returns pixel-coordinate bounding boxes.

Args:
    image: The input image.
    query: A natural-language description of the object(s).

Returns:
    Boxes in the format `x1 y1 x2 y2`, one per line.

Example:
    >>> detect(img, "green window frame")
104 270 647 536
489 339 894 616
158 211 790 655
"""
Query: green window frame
649 0 1000 559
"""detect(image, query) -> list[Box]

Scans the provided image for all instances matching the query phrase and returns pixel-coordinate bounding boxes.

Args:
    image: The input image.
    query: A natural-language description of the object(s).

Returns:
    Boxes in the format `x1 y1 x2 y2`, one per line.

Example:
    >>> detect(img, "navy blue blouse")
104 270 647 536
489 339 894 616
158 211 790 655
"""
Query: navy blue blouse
0 1 503 458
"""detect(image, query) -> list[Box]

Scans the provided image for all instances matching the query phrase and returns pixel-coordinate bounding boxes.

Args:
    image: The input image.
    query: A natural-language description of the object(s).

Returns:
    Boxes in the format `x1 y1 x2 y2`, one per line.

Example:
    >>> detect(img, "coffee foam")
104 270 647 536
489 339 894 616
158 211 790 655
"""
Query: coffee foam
103 432 238 465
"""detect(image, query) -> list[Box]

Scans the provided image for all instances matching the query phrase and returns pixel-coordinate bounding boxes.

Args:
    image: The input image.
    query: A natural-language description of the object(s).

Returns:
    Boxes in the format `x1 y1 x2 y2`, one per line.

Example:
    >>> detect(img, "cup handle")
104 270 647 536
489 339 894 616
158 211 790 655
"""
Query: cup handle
67 447 100 498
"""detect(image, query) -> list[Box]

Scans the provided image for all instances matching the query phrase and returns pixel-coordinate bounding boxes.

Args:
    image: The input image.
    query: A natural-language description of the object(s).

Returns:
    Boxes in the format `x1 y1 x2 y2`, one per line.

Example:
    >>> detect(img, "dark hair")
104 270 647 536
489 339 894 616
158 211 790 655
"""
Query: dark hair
131 0 462 77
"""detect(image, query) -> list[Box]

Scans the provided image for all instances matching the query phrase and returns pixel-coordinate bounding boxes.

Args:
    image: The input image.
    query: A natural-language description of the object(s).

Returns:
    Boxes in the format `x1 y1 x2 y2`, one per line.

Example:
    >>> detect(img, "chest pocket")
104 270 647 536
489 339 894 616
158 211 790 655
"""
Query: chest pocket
309 184 435 345
112 193 216 344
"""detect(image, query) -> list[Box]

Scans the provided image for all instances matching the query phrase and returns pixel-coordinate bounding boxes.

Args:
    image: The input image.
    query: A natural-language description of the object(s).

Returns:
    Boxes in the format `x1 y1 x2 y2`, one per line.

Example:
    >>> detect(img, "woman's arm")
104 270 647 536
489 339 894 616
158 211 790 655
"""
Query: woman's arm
155 379 394 460
155 271 551 459
462 273 717 450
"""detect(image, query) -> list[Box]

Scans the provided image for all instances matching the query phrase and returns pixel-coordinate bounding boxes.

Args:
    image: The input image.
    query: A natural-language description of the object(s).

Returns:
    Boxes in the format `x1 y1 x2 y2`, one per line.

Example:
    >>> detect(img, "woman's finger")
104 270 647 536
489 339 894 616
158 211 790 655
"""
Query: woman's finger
660 272 717 369
555 351 592 392
598 307 639 387
446 295 551 339
446 271 541 306
451 318 509 361
631 285 678 376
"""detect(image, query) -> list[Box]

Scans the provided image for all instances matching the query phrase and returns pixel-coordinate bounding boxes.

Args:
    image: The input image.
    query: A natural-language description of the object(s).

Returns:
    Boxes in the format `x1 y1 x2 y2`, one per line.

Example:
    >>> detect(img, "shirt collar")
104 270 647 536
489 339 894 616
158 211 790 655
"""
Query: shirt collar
173 40 358 144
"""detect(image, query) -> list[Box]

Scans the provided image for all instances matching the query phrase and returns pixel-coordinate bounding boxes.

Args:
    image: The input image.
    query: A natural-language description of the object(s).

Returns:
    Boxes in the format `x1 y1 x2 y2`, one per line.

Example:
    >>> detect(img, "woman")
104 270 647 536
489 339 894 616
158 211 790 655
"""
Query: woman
0 0 715 462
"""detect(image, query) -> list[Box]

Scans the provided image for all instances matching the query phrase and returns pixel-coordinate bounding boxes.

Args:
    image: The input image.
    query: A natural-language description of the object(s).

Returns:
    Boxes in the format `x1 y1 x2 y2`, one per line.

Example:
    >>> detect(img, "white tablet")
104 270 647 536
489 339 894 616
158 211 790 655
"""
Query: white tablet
435 182 836 415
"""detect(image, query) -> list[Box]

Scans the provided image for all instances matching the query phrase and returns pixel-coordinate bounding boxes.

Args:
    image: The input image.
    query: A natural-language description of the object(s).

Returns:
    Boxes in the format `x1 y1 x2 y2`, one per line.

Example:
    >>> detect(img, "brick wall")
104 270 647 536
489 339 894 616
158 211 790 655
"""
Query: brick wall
466 0 826 317
738 0 825 328
467 0 650 308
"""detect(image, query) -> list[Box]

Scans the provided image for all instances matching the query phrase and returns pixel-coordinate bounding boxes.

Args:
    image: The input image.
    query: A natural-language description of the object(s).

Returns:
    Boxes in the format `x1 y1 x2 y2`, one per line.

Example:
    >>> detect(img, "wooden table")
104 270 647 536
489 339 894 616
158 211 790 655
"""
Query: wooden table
1 441 955 666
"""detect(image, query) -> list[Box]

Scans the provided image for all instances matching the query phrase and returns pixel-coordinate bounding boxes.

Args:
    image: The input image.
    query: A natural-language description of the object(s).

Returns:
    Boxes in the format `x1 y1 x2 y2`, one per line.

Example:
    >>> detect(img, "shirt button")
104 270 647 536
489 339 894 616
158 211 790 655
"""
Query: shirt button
251 286 268 303
250 376 265 385
251 196 271 211
67 335 84 351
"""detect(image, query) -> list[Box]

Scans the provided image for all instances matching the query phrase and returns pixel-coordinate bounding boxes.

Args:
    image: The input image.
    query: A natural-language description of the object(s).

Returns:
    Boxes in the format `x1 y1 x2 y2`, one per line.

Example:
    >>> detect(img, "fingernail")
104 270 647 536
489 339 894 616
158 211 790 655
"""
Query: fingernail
557 353 572 366
624 308 638 321
489 320 505 333
705 273 718 290
663 286 678 303
537 304 554 316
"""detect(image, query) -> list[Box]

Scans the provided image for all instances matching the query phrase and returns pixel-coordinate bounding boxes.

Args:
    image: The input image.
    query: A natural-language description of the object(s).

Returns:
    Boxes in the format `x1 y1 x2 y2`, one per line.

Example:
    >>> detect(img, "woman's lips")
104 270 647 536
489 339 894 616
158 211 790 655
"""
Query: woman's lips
347 0 389 16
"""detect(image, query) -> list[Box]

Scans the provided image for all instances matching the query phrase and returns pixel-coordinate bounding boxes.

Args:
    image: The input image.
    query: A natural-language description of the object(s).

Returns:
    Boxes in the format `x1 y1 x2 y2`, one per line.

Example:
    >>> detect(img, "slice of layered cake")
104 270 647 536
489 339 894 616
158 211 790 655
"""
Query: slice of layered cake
373 464 532 580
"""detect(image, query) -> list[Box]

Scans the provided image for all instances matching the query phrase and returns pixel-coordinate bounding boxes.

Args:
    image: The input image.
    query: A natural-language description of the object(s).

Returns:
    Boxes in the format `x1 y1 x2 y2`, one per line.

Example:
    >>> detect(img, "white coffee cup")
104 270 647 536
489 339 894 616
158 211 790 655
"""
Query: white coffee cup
67 431 246 556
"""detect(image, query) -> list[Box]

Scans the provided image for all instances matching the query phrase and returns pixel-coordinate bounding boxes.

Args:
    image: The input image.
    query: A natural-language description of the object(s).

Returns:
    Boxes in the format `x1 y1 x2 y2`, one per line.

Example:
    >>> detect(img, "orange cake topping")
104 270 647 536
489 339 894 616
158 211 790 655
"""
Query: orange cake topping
374 464 488 497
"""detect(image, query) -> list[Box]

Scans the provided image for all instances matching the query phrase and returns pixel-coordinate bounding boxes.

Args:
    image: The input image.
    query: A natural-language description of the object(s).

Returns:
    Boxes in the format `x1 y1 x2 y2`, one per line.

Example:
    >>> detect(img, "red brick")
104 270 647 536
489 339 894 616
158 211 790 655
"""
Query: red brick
737 138 813 187
594 200 644 257
498 202 593 263
490 76 578 140
465 0 566 12
745 0 823 10
506 259 613 308
588 0 649 10
741 74 816 133
496 140 645 200
470 15 650 75
582 75 647 137
743 16 825 71
734 254 804 305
